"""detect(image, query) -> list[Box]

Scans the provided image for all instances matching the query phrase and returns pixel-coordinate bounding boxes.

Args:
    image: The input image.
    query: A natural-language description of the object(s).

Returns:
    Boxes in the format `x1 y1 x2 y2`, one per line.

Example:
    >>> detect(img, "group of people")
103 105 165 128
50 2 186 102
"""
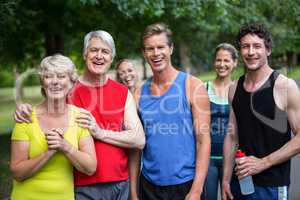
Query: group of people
11 21 300 200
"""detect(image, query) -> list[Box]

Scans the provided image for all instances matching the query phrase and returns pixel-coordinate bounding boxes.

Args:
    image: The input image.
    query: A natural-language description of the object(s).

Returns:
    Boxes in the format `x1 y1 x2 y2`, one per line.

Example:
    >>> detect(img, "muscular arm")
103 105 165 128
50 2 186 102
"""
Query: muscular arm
77 92 145 149
261 77 300 168
185 76 211 199
10 141 56 182
235 77 300 180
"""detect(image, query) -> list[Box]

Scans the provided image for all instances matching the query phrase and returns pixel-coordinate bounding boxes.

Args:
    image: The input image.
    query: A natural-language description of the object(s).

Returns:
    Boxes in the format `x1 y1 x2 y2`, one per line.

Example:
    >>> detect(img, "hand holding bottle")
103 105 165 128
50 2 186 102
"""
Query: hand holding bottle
235 150 255 195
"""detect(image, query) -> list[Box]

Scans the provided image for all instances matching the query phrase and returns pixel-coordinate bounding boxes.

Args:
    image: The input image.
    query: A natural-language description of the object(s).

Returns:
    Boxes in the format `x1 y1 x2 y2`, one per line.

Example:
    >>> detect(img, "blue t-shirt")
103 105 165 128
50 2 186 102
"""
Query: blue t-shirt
139 72 196 186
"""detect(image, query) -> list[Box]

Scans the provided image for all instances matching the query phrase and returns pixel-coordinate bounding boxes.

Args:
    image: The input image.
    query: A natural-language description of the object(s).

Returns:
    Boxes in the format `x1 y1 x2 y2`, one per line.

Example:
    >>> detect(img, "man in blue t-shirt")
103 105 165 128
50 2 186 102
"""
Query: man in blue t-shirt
130 22 211 200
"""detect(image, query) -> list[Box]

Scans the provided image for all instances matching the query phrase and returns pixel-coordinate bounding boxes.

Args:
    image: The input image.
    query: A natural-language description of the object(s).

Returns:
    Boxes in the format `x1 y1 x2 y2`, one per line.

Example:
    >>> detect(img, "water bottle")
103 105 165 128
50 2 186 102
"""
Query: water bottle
235 150 255 195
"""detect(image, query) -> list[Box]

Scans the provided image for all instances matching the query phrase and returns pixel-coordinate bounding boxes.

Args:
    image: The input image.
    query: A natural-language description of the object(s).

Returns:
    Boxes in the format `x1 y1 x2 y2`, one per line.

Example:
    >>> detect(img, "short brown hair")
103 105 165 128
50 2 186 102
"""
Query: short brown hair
236 22 273 50
141 22 173 49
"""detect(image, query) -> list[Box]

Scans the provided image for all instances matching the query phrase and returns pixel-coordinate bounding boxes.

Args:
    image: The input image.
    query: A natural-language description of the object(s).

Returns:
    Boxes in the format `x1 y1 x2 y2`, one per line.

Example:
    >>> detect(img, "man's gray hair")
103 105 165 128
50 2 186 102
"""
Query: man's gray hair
83 30 116 58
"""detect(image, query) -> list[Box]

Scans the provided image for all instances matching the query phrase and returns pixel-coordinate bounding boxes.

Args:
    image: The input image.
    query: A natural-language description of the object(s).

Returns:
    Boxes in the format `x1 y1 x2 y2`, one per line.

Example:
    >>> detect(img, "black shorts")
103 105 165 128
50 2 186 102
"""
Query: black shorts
139 175 206 200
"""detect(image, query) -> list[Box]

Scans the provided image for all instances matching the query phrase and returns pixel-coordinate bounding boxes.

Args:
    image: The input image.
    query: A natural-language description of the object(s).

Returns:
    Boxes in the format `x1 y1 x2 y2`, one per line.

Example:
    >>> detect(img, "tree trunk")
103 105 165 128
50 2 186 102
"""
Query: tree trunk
42 1 65 56
14 66 24 104
179 42 192 74
286 52 298 67
45 32 64 56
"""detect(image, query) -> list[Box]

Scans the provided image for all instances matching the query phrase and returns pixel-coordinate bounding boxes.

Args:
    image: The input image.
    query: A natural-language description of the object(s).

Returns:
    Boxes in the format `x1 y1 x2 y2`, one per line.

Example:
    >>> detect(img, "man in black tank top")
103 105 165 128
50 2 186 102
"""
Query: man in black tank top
222 23 300 200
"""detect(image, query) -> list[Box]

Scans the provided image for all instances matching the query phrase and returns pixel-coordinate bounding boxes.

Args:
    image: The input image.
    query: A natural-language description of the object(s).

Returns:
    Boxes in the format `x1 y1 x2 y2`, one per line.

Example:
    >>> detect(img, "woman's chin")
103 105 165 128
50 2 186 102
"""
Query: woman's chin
46 95 67 101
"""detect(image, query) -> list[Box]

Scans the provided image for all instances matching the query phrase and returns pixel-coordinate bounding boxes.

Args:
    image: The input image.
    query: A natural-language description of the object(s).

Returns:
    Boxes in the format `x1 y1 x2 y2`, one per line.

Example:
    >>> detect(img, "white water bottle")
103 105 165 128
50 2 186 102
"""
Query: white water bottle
235 150 255 195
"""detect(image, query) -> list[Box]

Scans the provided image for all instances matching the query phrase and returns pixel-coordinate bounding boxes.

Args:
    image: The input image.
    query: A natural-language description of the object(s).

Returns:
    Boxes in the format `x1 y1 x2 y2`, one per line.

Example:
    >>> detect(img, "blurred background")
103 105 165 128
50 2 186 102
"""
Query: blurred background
1 0 300 199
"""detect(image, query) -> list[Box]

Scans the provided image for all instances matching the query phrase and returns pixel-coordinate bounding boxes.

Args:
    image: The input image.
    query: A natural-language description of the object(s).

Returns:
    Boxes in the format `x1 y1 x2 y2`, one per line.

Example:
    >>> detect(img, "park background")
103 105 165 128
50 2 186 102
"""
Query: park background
0 0 300 199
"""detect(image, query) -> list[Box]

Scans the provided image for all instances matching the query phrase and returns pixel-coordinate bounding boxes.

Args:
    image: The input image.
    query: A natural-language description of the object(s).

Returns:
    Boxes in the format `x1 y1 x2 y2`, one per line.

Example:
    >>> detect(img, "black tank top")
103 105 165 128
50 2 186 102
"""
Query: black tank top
232 71 291 186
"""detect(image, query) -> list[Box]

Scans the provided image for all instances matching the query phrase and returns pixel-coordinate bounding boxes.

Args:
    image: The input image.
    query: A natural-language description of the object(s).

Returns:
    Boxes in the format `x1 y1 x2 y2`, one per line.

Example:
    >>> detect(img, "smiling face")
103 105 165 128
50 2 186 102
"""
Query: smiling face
117 61 138 89
240 33 271 72
214 49 237 78
84 37 113 76
143 33 173 73
41 70 72 100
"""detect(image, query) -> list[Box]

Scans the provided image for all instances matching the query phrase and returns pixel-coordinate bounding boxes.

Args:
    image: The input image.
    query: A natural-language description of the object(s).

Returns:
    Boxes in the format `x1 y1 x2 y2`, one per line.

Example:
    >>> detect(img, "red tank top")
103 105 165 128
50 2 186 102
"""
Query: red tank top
68 79 129 185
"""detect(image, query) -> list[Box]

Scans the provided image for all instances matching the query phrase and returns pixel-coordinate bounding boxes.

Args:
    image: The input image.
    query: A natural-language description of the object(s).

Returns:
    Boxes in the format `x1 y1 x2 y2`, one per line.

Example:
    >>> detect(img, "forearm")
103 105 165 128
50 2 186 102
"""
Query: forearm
263 134 300 169
222 134 237 182
189 137 210 194
63 143 97 176
10 150 55 182
93 128 145 149
128 149 141 199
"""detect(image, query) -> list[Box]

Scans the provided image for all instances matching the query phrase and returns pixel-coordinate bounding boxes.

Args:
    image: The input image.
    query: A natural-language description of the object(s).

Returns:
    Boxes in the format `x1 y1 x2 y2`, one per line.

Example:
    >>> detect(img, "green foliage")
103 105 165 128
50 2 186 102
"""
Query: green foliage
0 134 11 199
0 0 299 77
0 86 42 134
0 70 14 87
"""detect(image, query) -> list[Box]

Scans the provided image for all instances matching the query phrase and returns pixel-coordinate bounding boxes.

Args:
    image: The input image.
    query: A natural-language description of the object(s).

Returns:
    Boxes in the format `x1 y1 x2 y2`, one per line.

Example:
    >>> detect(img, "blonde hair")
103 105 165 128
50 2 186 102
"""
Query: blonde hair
141 22 173 49
39 54 78 96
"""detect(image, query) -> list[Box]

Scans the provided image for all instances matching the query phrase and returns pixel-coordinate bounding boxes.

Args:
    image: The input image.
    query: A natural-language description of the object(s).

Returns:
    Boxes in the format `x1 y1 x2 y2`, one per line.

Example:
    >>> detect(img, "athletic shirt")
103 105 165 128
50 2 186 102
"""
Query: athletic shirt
206 81 230 158
232 71 291 186
69 79 129 185
139 72 196 186
11 105 90 200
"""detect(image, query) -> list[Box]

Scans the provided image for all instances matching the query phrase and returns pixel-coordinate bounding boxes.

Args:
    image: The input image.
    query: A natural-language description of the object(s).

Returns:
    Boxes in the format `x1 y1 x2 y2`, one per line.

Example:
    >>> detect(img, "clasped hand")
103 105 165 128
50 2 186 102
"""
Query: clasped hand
45 128 70 153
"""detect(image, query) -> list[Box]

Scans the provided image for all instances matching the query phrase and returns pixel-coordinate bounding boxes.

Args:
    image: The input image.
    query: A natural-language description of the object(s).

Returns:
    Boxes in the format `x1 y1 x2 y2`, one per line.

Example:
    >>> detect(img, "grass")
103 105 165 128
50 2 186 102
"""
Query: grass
0 86 42 135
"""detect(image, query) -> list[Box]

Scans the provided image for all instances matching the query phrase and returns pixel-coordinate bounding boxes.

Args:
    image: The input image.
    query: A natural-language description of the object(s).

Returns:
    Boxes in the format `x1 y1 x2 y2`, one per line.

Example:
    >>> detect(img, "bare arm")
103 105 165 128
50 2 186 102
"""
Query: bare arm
128 88 142 200
128 149 141 200
185 76 211 199
222 110 238 200
76 92 145 149
10 141 56 182
222 82 238 200
235 78 300 180
257 78 300 169
46 129 97 175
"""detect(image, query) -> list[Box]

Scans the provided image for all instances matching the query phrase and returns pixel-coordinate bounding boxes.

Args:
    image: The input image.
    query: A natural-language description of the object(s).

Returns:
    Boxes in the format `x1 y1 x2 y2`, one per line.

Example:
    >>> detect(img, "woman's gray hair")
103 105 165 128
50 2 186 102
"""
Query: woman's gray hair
83 30 116 59
39 54 78 97
215 43 238 61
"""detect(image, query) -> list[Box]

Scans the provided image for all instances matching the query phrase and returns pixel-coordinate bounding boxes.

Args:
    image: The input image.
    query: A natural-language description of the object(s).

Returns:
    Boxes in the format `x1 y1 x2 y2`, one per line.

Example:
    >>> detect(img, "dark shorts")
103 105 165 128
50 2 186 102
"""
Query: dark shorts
75 180 129 200
231 179 289 200
139 175 206 200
